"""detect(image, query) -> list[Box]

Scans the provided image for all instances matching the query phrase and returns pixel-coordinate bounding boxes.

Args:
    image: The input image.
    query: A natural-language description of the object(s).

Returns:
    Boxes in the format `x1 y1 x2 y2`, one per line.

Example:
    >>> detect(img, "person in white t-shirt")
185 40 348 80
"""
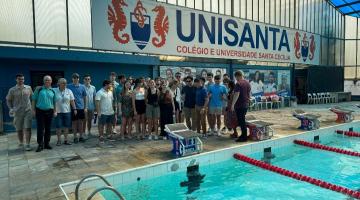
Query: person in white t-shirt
54 78 76 146
96 80 116 143
250 71 264 95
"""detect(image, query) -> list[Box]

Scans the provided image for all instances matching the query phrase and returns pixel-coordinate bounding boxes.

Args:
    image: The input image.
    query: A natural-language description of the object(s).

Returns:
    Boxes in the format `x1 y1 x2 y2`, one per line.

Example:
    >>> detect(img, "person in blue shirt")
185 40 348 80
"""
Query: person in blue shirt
67 73 87 143
32 75 57 152
205 75 227 136
195 77 208 136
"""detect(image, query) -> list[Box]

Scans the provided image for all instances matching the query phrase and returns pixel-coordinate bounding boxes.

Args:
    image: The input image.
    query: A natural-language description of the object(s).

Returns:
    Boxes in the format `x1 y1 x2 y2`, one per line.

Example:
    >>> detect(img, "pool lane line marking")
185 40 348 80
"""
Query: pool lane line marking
233 153 360 199
293 140 360 157
336 130 360 137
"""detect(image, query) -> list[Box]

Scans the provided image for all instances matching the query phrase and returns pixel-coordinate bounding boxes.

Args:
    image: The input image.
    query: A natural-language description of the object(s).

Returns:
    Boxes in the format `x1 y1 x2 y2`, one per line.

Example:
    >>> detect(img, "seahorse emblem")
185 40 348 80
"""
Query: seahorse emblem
107 0 130 44
294 32 301 59
152 5 169 48
309 35 315 60
133 0 147 28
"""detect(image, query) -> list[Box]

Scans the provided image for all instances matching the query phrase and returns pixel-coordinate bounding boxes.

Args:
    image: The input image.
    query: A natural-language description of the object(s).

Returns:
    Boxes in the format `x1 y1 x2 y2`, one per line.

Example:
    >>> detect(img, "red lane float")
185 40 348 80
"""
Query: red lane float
336 130 360 137
233 153 360 199
294 140 360 157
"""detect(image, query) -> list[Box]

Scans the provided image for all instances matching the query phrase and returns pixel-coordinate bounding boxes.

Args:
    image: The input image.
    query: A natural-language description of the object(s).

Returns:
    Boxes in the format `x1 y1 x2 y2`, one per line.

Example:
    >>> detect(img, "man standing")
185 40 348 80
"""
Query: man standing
83 74 96 136
96 80 116 143
32 75 57 152
181 76 197 131
206 75 227 136
6 74 33 151
231 71 251 142
205 72 215 134
67 73 87 143
194 78 208 137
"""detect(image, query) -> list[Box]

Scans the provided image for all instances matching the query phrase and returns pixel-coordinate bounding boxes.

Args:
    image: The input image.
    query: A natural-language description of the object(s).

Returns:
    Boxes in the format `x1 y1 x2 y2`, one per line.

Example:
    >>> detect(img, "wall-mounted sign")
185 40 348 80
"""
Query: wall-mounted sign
92 0 320 65
159 66 226 81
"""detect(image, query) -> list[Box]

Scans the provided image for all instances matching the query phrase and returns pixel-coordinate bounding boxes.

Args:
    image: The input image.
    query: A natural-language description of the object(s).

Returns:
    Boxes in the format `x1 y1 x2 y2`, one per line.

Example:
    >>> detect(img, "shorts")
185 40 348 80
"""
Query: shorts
209 107 222 115
146 104 160 118
174 101 180 111
72 109 85 121
99 114 115 125
135 100 146 115
13 110 32 131
55 113 72 129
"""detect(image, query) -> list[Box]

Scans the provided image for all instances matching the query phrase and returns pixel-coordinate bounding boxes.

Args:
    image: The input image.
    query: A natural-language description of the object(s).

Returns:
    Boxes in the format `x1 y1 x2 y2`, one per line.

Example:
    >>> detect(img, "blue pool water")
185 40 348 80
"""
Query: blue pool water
103 135 359 200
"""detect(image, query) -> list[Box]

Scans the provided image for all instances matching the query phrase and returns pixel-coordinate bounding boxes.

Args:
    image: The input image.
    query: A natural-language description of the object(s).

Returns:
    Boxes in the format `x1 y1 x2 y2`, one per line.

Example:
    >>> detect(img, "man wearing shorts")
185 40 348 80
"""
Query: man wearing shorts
68 73 87 143
6 74 33 151
206 75 227 136
96 80 116 143
83 74 96 136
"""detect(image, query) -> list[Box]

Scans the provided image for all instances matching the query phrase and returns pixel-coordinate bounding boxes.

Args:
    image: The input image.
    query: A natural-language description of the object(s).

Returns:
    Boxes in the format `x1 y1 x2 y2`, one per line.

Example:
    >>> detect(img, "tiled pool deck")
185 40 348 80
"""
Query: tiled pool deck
2 102 360 200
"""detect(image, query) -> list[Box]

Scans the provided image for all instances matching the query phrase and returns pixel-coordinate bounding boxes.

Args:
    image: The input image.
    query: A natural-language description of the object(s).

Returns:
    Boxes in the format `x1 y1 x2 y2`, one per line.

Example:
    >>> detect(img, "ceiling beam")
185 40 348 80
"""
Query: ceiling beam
335 0 360 9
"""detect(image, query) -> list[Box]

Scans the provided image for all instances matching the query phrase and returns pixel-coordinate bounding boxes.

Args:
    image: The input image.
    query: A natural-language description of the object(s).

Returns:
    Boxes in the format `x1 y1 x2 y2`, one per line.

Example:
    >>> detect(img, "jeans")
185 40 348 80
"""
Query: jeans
36 108 54 146
235 107 248 139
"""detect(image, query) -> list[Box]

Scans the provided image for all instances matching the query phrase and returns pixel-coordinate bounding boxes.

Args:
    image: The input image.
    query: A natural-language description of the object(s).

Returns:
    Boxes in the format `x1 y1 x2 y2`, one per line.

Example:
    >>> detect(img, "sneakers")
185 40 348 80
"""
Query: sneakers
56 141 61 146
148 134 153 140
154 135 158 140
44 145 52 150
217 129 221 136
25 144 32 151
35 145 43 152
63 140 72 145
18 143 24 150
73 137 79 144
79 137 85 143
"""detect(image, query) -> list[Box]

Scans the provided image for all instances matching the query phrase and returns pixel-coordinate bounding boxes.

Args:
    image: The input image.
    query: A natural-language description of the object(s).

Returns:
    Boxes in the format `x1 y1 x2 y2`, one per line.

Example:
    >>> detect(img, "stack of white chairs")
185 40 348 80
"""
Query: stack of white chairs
307 92 336 104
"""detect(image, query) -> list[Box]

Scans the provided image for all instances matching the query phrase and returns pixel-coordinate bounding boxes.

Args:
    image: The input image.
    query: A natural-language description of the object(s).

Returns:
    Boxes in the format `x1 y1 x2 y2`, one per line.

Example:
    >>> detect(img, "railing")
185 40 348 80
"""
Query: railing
87 186 125 200
74 174 125 200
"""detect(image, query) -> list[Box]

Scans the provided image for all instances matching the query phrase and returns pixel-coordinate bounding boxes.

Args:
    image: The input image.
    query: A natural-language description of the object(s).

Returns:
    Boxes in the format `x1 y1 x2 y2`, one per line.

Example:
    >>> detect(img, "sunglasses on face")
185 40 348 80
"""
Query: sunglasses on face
72 77 79 79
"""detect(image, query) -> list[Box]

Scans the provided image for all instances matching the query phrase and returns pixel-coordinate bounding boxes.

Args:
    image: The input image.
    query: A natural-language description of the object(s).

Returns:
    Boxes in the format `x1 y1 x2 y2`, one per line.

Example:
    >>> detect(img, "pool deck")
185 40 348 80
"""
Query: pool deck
1 102 360 200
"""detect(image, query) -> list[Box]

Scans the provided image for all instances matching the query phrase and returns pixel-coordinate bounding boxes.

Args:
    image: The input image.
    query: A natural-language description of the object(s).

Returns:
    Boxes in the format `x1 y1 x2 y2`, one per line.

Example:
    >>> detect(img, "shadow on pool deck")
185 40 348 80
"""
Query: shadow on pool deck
1 101 360 200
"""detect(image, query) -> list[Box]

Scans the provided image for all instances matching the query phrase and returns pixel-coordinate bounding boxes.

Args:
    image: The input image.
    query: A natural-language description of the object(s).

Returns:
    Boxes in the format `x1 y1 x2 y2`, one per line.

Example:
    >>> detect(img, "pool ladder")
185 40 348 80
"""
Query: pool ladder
75 174 126 200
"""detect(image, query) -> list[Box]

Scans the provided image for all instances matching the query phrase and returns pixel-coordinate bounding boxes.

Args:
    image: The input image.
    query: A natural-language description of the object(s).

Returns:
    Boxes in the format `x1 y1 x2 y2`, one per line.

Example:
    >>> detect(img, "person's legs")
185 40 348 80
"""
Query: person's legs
98 116 105 142
235 108 248 141
201 110 207 135
121 117 127 137
36 109 45 150
183 107 191 129
195 106 201 134
216 114 221 131
84 110 93 135
17 130 24 146
44 110 53 148
78 119 85 141
126 118 133 138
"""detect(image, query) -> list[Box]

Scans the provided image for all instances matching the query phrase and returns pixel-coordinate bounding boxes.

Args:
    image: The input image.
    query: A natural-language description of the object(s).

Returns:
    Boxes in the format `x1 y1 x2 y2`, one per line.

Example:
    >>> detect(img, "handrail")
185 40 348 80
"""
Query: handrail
75 174 112 200
87 186 126 200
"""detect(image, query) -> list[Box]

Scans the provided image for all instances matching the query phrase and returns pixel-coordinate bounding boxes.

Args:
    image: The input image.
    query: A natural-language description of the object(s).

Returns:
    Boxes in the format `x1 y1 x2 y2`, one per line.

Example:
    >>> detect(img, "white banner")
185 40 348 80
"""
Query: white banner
92 0 320 65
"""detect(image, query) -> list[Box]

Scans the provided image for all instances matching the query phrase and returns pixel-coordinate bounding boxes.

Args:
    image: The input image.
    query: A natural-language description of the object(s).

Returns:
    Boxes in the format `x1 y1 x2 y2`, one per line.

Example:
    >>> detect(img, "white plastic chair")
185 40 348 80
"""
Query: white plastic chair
323 92 330 104
317 93 324 104
312 93 319 104
307 93 313 104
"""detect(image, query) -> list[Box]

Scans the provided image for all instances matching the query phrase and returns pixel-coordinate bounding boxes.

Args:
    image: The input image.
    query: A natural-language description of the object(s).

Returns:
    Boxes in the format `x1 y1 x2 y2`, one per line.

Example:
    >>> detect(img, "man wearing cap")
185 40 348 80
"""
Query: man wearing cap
67 73 87 143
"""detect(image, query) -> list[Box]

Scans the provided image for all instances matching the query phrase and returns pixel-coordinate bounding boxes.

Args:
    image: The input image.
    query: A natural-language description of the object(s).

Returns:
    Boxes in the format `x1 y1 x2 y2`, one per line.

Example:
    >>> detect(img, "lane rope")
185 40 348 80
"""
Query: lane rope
336 130 360 137
233 153 360 199
293 139 360 157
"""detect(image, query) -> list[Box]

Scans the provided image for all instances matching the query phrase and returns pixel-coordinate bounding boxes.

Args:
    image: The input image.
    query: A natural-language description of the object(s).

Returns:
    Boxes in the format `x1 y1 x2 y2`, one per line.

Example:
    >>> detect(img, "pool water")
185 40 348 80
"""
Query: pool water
102 136 359 200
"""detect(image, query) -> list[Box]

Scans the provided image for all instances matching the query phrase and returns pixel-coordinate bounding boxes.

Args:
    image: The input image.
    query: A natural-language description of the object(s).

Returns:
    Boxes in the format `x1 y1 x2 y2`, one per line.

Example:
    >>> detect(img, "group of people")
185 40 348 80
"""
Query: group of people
6 70 251 152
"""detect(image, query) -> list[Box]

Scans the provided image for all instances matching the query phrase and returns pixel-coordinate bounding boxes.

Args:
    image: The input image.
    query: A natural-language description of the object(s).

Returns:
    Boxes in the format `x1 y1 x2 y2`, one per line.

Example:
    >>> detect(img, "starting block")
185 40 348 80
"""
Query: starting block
165 123 203 157
329 106 354 123
292 109 320 130
246 115 274 141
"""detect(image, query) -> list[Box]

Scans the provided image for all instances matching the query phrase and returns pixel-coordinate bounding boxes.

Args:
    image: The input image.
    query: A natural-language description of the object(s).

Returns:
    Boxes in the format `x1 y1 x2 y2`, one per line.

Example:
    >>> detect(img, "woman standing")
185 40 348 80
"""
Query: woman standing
145 80 160 140
169 80 181 123
54 78 76 146
226 81 238 138
132 79 146 139
159 82 175 139
118 81 134 140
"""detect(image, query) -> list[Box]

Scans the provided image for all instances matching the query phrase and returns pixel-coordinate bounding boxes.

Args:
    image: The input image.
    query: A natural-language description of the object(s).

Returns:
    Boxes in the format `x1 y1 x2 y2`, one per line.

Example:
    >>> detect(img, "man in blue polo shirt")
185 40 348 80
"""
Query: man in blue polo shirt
67 73 87 143
195 77 208 136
